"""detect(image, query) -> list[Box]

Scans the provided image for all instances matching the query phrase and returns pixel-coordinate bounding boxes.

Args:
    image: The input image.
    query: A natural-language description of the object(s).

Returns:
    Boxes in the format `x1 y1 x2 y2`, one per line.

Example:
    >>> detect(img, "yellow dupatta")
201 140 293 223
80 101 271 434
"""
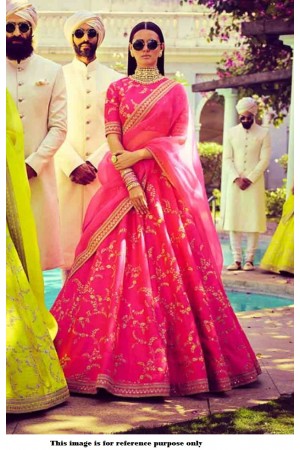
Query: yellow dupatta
6 90 57 339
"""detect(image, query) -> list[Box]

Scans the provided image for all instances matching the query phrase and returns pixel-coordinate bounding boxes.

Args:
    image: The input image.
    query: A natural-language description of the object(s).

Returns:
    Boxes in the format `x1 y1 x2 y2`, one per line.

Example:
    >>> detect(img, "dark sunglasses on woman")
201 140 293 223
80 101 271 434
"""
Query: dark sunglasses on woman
132 39 161 51
73 28 98 39
6 22 31 33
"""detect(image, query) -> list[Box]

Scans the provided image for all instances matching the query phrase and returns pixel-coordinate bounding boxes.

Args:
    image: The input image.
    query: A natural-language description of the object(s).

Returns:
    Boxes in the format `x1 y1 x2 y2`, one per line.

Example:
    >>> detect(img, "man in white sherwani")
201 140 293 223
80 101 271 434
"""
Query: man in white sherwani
220 97 271 271
55 11 121 280
6 1 66 270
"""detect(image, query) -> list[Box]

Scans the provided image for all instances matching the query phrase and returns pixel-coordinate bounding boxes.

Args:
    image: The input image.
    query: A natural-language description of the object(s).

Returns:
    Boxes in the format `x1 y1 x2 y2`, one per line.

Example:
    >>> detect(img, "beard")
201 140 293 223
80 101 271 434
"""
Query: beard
6 35 34 61
241 120 254 130
73 41 97 60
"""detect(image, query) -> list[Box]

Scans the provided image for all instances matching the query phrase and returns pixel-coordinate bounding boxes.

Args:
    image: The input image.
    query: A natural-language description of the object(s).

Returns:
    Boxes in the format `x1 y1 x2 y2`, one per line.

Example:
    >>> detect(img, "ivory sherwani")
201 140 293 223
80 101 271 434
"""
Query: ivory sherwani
55 58 121 269
221 123 271 232
6 54 67 270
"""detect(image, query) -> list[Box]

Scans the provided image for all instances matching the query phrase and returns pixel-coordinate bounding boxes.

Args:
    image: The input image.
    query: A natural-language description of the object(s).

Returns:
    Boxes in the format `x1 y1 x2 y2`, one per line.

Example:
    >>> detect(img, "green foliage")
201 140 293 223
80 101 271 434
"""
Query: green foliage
265 183 286 218
212 188 221 209
172 71 189 86
197 142 223 190
275 153 288 173
181 0 294 126
110 52 126 74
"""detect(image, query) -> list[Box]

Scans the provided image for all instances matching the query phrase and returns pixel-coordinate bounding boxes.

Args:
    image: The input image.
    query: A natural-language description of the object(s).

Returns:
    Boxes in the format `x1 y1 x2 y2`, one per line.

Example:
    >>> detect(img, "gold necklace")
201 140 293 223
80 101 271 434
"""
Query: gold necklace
130 67 162 84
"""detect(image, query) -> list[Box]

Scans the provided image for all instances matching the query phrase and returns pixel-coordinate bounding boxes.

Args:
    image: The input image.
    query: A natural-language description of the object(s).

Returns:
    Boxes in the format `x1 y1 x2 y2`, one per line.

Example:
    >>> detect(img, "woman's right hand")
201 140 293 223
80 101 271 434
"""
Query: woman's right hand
129 185 148 215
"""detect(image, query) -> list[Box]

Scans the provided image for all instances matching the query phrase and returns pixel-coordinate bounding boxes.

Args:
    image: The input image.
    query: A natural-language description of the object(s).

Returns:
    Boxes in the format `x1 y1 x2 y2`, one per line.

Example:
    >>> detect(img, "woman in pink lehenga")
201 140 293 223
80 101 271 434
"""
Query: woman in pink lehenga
51 21 261 397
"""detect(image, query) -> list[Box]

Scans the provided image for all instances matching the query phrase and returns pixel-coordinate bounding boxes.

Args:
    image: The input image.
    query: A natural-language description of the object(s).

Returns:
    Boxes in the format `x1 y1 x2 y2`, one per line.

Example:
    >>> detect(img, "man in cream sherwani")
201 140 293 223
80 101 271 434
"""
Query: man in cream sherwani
55 11 121 279
220 97 271 271
6 1 66 270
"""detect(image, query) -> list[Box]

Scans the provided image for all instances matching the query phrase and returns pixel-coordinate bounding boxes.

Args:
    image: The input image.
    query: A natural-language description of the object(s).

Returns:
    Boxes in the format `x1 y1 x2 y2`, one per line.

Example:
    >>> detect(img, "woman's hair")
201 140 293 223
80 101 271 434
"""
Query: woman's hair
127 21 165 76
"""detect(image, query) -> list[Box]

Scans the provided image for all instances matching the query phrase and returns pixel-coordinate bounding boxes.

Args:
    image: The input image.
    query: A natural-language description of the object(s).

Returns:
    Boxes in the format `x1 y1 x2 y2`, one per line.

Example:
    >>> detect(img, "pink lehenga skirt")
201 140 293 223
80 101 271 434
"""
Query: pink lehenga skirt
51 166 261 397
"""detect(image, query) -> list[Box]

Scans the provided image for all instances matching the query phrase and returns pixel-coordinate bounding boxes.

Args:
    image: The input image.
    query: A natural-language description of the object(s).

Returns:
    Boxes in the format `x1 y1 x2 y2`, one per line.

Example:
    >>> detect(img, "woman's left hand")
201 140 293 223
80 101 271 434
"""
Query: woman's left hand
112 150 140 170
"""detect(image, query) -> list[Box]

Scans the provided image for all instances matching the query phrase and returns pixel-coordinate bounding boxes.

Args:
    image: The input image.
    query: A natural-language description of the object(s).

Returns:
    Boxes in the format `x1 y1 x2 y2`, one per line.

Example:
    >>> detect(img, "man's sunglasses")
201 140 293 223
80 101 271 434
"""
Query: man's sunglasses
132 39 161 51
73 28 98 39
240 115 254 122
6 22 31 34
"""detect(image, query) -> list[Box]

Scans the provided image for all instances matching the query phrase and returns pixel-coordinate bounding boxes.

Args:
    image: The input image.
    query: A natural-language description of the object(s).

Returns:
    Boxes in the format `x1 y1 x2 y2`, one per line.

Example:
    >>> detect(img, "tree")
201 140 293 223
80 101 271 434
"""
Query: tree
180 0 293 125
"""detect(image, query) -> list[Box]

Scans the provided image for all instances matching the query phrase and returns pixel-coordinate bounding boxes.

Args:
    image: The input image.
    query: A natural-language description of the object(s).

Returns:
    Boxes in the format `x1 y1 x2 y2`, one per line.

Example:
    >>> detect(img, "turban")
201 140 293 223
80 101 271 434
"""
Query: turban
64 11 105 47
236 97 258 115
6 1 38 30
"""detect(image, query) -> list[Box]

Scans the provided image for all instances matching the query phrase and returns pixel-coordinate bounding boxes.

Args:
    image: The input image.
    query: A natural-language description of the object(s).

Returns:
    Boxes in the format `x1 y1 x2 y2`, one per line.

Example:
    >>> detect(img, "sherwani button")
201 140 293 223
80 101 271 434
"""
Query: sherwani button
86 105 91 109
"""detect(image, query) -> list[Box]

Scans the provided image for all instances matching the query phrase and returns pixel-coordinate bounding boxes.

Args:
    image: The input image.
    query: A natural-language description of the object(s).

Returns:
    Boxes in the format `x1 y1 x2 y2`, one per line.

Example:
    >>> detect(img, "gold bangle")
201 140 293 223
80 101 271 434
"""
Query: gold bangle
121 169 133 176
127 182 140 191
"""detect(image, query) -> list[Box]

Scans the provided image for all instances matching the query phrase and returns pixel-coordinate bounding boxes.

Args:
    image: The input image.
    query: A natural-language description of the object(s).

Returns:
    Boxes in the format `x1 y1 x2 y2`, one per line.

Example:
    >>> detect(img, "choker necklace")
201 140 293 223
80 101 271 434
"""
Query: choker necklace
130 67 162 84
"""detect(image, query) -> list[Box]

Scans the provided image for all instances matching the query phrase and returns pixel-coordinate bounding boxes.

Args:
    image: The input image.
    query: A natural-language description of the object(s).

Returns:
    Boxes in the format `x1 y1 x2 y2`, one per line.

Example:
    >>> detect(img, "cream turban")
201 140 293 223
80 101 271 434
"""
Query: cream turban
236 97 258 115
6 1 38 30
64 11 105 47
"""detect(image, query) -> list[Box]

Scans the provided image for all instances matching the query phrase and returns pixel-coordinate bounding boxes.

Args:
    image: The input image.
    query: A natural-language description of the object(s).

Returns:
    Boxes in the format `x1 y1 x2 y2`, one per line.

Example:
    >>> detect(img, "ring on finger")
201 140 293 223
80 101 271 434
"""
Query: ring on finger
111 154 118 163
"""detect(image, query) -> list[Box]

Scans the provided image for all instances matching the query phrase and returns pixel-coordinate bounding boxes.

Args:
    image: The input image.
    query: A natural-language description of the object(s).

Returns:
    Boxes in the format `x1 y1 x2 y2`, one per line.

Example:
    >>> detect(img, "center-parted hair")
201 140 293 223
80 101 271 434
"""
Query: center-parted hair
127 21 165 76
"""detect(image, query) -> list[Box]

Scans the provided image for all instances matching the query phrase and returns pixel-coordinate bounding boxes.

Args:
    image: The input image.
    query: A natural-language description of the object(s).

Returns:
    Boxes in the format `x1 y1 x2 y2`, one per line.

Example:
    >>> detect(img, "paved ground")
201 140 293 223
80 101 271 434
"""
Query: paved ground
6 266 294 435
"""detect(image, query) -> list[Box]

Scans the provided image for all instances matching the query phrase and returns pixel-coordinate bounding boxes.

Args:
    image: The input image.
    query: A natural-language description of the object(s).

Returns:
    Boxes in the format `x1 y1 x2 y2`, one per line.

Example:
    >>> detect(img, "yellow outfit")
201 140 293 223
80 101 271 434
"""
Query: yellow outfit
260 193 294 274
6 90 69 413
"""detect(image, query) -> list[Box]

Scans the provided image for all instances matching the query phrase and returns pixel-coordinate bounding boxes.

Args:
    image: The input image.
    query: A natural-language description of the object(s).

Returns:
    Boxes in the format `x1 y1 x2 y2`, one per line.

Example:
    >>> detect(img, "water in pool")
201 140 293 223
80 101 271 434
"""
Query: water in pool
43 269 293 313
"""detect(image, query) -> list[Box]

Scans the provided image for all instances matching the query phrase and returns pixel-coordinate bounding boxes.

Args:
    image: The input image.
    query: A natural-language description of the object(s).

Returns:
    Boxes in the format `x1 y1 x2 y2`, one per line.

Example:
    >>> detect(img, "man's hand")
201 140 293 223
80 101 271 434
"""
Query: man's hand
234 177 252 190
26 163 37 180
234 177 246 189
70 163 97 185
241 178 252 190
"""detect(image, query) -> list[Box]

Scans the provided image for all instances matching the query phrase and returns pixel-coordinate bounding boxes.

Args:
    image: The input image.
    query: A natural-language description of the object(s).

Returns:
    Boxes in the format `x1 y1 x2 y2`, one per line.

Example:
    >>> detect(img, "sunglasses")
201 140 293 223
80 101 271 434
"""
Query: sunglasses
240 115 254 121
73 28 98 39
6 22 31 34
132 39 161 51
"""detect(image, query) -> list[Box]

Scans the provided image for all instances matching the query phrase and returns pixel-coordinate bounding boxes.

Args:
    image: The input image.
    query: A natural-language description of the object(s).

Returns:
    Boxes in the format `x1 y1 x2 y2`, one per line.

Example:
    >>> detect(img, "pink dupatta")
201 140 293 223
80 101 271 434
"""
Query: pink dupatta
70 78 222 277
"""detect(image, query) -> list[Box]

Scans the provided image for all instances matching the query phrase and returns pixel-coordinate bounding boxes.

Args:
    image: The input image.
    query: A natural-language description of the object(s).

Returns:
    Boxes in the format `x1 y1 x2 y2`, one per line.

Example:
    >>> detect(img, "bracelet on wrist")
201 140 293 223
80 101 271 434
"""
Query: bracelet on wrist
127 182 140 191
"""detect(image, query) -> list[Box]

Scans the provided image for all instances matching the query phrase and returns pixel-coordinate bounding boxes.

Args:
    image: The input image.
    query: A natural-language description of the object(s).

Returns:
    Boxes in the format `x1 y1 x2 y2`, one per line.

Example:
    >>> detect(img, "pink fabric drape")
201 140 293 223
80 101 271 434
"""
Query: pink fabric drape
74 78 222 276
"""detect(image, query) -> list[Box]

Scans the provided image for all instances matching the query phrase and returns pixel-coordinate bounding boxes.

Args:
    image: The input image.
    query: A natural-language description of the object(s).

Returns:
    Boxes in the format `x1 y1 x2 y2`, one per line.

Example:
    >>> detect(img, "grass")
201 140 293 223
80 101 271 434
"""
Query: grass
119 394 294 435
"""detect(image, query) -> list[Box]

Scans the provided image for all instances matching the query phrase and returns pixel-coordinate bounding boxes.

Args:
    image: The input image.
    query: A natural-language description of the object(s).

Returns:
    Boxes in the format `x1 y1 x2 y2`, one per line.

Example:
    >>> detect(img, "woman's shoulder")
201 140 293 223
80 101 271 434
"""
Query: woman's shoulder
108 76 130 88
163 78 186 93
162 78 187 100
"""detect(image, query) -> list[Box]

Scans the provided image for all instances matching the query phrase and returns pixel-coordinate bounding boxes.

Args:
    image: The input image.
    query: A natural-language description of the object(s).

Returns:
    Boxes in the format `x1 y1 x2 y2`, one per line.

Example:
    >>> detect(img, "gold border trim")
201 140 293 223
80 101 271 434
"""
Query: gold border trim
66 365 261 396
123 79 177 134
105 122 122 136
6 386 69 414
69 198 133 278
